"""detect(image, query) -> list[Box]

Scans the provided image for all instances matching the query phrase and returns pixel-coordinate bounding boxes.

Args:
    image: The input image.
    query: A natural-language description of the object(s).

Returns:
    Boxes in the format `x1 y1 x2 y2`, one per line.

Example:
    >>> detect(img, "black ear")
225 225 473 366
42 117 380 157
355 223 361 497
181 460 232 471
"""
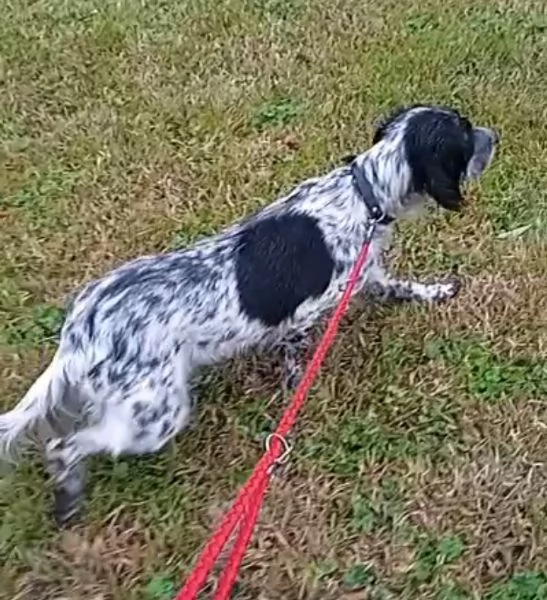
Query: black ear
403 109 473 211
421 161 464 211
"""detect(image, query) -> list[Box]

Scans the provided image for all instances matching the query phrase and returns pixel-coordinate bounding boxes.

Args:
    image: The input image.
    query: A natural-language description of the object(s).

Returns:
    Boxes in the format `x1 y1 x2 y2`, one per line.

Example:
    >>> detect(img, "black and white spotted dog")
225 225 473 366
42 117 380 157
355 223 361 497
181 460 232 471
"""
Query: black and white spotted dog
0 105 498 524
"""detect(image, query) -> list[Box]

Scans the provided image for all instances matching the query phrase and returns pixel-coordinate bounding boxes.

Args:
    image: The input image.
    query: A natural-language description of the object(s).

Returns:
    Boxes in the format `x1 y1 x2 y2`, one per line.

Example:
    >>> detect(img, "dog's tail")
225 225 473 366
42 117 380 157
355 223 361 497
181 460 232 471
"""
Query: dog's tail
0 352 69 462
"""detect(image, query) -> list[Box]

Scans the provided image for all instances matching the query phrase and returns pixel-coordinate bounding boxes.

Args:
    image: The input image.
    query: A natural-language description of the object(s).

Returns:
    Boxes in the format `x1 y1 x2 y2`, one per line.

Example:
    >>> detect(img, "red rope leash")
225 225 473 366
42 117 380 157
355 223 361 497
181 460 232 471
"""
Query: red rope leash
177 229 375 600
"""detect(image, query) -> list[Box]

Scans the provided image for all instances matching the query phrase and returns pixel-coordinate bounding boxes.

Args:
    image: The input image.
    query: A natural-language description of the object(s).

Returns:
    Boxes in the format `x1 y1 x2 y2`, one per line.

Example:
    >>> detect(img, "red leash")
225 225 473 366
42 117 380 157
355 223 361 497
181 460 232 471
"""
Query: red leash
177 223 377 600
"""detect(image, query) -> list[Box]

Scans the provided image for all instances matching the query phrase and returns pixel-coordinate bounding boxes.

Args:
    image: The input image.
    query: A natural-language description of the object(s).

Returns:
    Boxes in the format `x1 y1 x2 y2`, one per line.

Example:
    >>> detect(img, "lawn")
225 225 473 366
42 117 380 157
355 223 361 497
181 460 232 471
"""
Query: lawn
1 0 546 598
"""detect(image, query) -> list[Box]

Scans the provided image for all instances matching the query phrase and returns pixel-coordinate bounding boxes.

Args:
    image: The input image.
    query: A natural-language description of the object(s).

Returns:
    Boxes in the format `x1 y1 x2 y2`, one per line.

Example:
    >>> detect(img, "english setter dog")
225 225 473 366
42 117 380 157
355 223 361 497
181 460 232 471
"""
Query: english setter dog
0 105 498 524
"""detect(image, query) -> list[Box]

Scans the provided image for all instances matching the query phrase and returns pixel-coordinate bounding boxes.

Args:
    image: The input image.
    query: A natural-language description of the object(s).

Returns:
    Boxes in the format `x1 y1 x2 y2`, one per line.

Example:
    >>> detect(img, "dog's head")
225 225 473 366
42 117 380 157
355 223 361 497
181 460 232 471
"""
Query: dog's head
373 105 499 211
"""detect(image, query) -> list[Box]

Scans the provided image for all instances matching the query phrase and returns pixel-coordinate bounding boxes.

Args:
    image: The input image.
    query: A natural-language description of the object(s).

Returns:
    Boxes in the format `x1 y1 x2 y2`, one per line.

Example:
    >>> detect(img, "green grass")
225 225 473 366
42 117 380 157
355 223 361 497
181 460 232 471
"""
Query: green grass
0 303 64 347
425 336 547 401
487 572 547 600
1 0 547 598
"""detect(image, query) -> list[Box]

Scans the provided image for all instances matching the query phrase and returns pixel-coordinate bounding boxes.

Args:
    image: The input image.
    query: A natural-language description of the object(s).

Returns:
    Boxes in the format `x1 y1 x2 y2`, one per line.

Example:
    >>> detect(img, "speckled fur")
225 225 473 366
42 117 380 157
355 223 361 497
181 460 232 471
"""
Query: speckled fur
0 105 498 525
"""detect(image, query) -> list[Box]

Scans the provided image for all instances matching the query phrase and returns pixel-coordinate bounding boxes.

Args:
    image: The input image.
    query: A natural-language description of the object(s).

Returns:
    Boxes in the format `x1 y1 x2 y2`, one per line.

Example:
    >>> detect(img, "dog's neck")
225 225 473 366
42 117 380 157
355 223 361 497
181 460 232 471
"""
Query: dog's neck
352 139 414 221
350 160 395 225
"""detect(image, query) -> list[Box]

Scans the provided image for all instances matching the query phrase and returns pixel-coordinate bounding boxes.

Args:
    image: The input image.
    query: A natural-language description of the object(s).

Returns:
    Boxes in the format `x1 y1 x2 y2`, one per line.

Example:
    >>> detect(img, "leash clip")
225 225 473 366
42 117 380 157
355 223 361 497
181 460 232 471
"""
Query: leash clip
365 212 382 242
265 433 292 475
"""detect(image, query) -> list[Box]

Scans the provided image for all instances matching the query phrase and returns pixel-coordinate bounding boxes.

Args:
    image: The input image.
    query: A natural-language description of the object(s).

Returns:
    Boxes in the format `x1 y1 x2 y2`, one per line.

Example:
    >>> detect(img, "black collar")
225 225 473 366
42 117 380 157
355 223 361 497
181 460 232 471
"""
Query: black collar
350 160 395 226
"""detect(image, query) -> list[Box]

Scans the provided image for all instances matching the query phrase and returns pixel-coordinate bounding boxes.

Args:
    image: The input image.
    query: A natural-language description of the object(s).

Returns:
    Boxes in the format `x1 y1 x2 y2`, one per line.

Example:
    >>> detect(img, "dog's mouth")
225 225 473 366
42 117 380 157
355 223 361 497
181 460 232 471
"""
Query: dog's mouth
466 126 499 181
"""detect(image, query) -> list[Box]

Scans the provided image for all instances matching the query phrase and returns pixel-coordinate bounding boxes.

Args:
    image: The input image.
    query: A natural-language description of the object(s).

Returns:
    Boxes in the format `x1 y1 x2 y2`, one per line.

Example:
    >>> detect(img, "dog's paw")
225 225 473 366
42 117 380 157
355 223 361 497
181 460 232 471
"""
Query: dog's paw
433 277 462 302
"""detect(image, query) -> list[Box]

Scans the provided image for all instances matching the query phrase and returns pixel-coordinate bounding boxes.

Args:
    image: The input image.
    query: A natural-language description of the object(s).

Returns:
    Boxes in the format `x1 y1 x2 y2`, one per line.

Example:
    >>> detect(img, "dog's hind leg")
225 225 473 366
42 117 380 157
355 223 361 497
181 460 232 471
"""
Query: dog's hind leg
46 434 92 526
47 359 194 526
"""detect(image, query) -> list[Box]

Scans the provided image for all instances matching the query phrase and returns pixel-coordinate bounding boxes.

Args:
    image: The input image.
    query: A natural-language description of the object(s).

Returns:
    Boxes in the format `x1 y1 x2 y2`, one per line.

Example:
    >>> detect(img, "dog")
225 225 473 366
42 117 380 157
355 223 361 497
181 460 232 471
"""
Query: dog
0 104 498 525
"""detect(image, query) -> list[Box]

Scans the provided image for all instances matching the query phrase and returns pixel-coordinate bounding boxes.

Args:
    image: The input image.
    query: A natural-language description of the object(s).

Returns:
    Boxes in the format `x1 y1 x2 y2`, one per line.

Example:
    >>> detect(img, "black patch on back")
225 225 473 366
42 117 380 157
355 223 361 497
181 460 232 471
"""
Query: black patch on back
235 213 334 326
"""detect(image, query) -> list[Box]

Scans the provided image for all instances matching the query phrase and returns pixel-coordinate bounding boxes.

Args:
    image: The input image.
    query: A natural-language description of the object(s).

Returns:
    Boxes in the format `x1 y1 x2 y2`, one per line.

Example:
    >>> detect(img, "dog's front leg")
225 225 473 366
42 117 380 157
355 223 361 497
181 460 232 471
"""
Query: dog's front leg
366 266 461 303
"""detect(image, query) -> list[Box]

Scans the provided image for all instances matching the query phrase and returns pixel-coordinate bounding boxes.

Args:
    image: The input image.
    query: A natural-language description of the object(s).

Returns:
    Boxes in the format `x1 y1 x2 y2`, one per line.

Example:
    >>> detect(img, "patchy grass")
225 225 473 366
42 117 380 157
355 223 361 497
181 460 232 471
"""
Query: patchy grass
425 336 547 401
486 572 547 600
250 97 305 130
1 0 547 598
0 303 64 347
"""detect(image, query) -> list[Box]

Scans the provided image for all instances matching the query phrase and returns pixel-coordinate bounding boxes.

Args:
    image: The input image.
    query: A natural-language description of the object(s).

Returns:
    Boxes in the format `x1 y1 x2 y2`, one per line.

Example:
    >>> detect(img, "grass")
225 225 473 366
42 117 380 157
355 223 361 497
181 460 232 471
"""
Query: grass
1 0 546 598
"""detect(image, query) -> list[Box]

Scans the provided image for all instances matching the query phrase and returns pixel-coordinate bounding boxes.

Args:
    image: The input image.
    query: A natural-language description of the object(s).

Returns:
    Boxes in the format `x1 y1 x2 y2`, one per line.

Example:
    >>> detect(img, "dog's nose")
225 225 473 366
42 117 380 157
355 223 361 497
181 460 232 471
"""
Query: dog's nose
491 128 501 144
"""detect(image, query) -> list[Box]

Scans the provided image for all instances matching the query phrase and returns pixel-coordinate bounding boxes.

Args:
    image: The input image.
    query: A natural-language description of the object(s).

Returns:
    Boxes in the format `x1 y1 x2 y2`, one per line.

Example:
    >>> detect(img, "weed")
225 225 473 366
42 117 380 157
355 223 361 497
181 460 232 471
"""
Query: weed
0 169 78 224
486 572 547 600
343 563 376 590
425 337 547 400
412 534 466 584
144 574 176 600
350 478 404 534
1 303 65 348
250 97 304 130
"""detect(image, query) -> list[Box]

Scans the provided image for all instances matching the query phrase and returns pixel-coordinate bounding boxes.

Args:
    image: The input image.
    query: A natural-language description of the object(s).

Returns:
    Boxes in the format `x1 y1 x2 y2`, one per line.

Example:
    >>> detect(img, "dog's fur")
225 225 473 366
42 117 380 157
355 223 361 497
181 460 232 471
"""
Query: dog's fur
0 105 498 524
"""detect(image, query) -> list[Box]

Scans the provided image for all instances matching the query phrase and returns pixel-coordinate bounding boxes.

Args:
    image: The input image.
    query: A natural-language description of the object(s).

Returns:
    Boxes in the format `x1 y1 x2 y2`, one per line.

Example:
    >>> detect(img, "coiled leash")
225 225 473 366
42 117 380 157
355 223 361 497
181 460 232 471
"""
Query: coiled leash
177 163 388 600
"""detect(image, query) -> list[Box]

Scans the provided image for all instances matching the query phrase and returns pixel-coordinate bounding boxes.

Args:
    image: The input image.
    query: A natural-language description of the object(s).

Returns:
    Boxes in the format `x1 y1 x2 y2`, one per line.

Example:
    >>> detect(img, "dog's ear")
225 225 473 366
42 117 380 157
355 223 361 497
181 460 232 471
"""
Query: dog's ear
420 156 465 211
403 109 473 211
